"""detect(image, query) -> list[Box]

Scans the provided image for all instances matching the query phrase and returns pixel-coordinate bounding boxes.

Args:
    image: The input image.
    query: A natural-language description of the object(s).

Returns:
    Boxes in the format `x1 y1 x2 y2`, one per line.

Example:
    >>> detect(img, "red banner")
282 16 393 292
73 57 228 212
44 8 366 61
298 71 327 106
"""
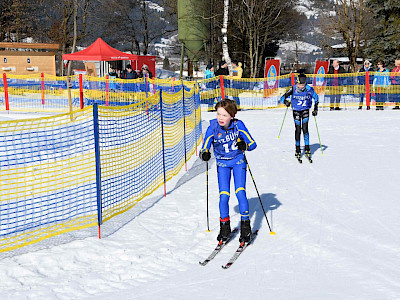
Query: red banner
313 61 329 93
264 59 280 89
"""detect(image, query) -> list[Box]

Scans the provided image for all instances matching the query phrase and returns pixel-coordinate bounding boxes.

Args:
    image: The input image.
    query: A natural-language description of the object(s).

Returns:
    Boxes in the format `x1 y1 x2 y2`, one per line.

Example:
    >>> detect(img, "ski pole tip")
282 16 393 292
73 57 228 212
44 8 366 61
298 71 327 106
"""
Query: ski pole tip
270 231 276 235
206 230 211 233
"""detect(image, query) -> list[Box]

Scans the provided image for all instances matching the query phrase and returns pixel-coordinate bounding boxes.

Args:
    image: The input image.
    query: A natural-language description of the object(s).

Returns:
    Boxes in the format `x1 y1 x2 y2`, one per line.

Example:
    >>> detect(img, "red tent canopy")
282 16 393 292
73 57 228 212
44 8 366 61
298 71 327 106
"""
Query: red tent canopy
62 38 138 61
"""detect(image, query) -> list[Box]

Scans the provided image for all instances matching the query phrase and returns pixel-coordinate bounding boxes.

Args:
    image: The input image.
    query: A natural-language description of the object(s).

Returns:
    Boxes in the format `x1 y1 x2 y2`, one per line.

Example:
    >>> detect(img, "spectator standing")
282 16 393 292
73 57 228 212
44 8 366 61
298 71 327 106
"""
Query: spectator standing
215 61 230 76
138 64 153 79
204 64 215 79
328 59 346 110
120 64 138 79
108 66 118 78
373 60 390 110
108 66 118 91
230 60 243 108
231 60 243 78
358 60 374 110
390 59 400 109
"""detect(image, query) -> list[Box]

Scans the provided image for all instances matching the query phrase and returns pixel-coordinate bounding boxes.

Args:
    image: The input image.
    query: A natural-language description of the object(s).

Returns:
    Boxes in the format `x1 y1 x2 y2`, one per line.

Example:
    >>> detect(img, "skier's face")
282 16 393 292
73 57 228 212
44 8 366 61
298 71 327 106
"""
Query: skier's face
217 107 233 129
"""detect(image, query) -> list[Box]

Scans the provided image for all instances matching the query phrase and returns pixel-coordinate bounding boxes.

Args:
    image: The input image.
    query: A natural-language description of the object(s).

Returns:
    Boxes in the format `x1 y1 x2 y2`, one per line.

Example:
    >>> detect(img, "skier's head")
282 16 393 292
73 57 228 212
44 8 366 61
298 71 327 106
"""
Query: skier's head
296 73 307 92
298 73 307 84
215 99 238 128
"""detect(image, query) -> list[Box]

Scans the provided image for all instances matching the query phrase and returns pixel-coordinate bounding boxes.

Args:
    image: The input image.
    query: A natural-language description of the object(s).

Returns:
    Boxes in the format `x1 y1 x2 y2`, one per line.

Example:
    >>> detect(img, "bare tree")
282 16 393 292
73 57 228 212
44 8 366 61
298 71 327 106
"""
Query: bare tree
0 0 38 42
95 0 175 55
320 0 373 72
230 0 298 77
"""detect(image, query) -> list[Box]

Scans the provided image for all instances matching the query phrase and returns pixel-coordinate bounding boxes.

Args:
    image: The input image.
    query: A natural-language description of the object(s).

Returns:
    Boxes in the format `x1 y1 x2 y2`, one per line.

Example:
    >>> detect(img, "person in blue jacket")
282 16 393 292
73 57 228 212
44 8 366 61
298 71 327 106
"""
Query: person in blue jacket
280 73 319 159
199 99 257 243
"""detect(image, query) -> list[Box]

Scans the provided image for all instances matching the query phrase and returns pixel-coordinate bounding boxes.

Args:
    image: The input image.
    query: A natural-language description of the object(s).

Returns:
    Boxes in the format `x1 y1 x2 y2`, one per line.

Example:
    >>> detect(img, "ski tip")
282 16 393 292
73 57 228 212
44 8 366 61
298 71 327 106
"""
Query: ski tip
269 231 276 235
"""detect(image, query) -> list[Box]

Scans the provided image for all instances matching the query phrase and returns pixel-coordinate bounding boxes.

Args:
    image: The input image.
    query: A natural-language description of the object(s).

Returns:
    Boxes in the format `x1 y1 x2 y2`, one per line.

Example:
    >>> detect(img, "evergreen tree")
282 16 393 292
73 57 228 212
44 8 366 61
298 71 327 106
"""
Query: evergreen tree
365 0 400 68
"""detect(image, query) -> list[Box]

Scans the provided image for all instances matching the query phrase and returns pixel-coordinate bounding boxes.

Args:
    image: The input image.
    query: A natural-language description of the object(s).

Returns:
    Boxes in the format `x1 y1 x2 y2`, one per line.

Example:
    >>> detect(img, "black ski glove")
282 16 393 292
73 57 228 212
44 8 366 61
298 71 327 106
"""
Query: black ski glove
312 103 318 116
237 140 248 151
284 99 291 107
199 150 211 161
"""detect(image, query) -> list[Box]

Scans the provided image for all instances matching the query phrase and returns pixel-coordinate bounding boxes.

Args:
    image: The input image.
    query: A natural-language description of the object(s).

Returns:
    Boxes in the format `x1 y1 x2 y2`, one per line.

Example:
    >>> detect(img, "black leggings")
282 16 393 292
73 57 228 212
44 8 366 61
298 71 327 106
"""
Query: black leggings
293 110 310 146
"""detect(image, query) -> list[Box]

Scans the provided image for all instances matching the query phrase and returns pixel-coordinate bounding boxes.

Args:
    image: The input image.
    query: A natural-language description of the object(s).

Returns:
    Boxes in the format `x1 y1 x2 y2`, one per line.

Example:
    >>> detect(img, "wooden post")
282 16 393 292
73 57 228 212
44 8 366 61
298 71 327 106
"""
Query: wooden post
105 75 109 106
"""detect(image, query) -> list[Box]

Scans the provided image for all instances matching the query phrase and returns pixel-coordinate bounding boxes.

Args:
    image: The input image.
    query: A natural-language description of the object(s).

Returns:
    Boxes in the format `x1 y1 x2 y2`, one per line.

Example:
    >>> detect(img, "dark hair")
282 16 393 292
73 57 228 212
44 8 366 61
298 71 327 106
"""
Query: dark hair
126 64 132 69
219 60 227 68
231 59 238 65
298 73 307 84
206 63 213 70
215 99 238 117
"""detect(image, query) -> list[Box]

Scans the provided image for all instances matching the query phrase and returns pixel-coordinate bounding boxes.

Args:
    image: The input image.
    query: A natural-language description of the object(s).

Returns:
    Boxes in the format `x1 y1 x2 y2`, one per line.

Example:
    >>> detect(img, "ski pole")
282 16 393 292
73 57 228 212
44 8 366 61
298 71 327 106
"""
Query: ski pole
314 116 324 155
278 106 289 139
243 153 276 235
206 161 210 232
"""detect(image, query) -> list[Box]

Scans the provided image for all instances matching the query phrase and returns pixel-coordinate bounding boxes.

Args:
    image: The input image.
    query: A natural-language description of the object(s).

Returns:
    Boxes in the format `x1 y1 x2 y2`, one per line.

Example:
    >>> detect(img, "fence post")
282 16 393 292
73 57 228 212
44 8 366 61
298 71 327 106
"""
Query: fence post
160 90 167 197
41 73 45 106
182 81 187 171
291 73 296 86
105 75 109 106
67 76 73 121
220 75 225 100
145 75 148 98
366 71 370 110
79 74 84 109
93 103 103 238
194 82 198 156
3 73 9 111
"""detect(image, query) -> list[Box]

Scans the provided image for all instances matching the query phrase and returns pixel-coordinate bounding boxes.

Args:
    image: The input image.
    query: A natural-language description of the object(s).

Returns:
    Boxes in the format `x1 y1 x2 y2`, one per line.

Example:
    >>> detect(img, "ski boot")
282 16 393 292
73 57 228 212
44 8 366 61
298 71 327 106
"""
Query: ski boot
239 220 252 244
217 219 231 243
305 145 311 158
295 145 302 162
305 145 312 163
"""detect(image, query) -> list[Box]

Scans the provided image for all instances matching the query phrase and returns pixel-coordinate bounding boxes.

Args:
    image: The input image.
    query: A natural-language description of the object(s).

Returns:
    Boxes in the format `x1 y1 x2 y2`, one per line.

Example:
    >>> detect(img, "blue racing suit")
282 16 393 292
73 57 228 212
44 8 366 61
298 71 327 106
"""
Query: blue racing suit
201 119 257 220
280 84 319 147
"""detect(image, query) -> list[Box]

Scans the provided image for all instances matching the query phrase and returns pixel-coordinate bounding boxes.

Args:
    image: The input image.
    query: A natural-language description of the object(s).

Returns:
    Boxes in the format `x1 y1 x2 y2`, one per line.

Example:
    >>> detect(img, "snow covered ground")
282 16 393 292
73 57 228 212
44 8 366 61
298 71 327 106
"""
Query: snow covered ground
1 108 400 300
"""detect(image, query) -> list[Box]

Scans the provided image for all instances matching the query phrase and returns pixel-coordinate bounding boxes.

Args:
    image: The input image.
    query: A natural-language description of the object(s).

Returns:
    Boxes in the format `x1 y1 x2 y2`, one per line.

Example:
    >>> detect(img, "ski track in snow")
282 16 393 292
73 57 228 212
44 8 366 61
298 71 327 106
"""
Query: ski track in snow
1 109 400 299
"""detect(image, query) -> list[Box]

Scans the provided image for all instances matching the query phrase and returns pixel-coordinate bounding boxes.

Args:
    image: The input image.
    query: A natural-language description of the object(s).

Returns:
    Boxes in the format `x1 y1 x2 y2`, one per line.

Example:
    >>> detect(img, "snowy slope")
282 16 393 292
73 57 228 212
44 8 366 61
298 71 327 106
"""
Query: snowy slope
1 109 400 300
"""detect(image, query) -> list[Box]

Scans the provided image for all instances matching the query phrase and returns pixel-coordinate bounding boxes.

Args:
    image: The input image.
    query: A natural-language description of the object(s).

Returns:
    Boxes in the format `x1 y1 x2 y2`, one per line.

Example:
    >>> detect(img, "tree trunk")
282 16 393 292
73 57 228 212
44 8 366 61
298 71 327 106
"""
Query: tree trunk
67 0 78 76
222 0 232 72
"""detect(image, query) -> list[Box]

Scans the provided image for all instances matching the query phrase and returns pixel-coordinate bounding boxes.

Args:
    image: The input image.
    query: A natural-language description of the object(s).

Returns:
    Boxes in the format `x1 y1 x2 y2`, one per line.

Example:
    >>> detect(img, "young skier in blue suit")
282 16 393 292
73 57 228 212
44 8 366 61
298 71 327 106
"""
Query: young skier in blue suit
199 99 257 243
280 73 319 160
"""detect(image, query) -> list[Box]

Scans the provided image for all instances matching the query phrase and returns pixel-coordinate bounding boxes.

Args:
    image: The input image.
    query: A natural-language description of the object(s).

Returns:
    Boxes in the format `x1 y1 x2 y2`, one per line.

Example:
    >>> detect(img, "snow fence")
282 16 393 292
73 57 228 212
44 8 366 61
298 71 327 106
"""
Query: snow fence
0 89 202 252
2 72 400 113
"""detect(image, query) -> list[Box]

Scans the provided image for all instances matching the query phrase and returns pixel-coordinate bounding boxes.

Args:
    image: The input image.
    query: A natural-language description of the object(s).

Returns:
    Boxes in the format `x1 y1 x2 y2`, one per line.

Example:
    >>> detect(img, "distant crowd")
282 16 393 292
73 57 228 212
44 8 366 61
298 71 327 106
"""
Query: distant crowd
108 64 153 80
327 58 400 110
